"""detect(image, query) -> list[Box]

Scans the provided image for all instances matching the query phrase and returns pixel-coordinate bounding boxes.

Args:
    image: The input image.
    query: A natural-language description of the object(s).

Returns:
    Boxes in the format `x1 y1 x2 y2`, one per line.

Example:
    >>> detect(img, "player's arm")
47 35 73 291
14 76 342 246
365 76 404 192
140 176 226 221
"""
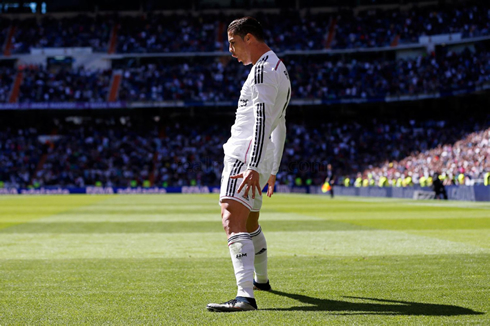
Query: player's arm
267 115 286 197
270 114 286 176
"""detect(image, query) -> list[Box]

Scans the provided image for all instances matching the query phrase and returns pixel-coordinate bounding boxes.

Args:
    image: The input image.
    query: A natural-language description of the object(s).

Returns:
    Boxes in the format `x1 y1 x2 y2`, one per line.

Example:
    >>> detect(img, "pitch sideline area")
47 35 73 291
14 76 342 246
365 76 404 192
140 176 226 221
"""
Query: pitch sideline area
0 194 488 324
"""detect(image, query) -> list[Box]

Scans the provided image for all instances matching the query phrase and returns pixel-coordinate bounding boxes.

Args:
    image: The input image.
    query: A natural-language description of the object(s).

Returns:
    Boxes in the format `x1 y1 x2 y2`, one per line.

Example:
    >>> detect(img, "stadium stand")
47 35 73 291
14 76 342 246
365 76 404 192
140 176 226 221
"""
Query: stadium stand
1 113 488 189
0 0 489 191
287 47 490 99
18 66 112 102
0 2 488 54
1 46 488 103
5 15 111 54
17 65 112 102
117 57 247 102
282 118 490 188
362 126 490 187
0 118 227 188
116 13 224 53
0 67 15 102
332 4 490 49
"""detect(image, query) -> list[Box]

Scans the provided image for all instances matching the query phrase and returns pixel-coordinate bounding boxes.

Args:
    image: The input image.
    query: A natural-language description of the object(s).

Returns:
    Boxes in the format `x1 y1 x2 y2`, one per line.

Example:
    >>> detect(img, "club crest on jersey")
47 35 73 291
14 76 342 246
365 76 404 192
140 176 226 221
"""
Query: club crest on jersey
239 98 248 107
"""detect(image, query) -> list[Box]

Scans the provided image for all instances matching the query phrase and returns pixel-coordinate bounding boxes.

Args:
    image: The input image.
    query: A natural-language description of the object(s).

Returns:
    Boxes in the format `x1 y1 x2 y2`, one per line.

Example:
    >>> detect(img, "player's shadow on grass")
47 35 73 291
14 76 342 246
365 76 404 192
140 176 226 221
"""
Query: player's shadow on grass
265 290 483 316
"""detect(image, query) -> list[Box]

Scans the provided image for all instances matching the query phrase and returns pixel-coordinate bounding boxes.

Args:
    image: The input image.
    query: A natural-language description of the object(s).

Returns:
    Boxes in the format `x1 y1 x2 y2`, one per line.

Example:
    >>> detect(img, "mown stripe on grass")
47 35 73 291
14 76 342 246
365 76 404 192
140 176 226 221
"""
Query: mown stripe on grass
342 218 490 230
0 255 488 323
0 196 116 230
0 230 487 260
0 220 372 234
266 204 490 219
2 218 488 234
407 230 490 248
269 230 489 257
13 212 309 223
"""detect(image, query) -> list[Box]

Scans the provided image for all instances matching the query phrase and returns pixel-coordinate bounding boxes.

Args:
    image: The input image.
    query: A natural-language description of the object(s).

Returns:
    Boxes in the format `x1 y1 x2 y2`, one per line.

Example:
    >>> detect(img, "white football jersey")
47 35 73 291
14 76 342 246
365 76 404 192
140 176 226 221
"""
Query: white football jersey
223 50 291 175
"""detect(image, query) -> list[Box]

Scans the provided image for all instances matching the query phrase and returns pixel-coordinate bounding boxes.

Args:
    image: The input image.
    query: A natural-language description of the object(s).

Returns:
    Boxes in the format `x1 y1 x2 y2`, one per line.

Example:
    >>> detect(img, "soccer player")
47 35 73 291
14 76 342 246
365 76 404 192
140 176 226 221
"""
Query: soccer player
206 17 290 312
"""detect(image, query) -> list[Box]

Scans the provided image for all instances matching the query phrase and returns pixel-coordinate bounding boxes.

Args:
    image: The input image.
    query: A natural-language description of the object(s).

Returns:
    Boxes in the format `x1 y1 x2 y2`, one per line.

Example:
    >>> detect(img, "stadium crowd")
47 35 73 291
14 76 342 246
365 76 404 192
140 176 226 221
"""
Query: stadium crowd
1 2 489 54
284 119 490 188
19 66 112 103
332 3 490 49
288 47 490 100
0 121 228 188
117 58 247 102
116 13 225 53
1 2 489 190
0 67 15 102
0 127 44 188
8 46 490 103
4 15 112 54
362 125 490 187
1 117 489 189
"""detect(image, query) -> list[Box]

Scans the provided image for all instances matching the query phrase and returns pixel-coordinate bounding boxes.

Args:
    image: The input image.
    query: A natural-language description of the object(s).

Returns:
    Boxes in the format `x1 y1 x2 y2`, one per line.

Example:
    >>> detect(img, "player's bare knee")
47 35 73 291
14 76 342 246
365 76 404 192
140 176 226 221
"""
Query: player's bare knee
220 206 232 233
222 214 244 236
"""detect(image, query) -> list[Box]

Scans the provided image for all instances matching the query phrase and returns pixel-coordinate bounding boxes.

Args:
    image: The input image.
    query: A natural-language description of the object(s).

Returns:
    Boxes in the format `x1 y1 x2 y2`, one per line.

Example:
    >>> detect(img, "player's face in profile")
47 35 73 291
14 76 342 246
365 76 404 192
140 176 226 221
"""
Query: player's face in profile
228 32 251 65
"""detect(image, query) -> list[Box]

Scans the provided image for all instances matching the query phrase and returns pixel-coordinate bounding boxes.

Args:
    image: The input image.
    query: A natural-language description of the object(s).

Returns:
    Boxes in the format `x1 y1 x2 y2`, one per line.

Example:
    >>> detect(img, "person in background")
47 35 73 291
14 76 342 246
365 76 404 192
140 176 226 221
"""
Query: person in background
432 173 448 200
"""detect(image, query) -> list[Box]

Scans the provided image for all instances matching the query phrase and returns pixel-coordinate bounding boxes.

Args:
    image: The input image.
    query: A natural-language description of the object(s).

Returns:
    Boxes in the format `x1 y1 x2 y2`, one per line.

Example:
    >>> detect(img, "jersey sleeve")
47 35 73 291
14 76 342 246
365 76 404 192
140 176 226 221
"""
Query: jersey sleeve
248 60 279 172
270 114 286 175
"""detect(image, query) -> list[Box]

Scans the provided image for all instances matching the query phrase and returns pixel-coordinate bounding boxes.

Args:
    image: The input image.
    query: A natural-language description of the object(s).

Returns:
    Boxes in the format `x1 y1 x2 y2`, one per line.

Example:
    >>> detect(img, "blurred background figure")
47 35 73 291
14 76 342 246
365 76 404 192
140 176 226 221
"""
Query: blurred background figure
432 173 448 200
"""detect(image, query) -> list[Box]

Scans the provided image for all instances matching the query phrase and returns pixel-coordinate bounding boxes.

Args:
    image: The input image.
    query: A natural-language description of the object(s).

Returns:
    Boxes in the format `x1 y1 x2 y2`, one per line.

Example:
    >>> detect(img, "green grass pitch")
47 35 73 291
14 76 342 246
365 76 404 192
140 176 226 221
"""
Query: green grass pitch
0 194 489 325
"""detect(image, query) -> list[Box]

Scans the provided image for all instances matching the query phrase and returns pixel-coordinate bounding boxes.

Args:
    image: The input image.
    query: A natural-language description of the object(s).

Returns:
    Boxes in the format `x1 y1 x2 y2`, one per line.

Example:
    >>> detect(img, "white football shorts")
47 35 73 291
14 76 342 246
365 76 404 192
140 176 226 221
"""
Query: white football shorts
219 156 271 212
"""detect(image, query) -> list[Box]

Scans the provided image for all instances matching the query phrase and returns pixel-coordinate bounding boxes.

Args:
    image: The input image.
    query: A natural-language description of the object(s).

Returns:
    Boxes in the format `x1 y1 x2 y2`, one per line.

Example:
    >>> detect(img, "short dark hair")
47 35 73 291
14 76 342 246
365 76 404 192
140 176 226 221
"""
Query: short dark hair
227 17 265 42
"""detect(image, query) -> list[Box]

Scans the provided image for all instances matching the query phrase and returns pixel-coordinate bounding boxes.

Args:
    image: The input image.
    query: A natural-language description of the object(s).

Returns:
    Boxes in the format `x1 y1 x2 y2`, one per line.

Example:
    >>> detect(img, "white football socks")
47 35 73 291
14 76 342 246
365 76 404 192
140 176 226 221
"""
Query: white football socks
250 225 268 283
228 232 255 298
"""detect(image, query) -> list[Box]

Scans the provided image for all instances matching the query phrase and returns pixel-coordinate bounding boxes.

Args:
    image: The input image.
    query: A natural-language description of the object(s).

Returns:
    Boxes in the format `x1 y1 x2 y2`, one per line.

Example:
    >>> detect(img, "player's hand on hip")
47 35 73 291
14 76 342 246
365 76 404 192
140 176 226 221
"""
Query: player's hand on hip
231 169 262 199
266 174 276 197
